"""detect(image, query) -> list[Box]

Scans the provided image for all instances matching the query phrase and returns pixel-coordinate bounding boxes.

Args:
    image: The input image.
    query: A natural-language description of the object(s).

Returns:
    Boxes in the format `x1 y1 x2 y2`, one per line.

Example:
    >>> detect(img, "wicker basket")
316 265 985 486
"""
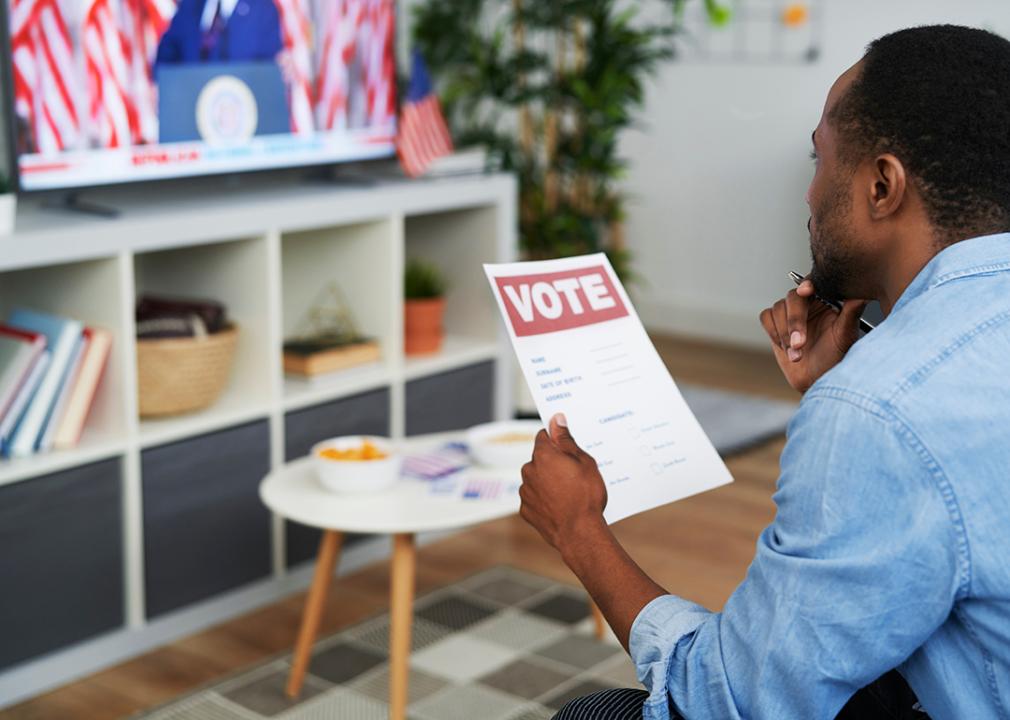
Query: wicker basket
137 325 239 418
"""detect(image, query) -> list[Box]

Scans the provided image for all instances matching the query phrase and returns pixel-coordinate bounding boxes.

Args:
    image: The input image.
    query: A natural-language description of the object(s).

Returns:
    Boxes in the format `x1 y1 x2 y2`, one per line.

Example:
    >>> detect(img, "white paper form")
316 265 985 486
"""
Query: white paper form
484 253 733 523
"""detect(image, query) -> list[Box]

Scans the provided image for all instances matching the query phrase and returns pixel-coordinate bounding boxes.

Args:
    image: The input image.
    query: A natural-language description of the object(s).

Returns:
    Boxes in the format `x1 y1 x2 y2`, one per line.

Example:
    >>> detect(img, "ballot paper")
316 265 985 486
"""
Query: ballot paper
484 253 733 523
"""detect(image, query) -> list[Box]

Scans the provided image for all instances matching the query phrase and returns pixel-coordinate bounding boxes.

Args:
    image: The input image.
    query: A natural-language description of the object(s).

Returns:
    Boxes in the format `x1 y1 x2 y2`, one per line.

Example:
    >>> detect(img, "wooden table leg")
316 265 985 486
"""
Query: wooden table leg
590 599 606 640
286 530 343 698
389 533 416 720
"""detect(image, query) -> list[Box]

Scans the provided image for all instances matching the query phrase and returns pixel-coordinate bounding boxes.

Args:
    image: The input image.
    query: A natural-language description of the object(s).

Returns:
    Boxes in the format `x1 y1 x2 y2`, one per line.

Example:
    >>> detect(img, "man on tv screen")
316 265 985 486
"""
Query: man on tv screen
6 0 397 189
154 0 282 68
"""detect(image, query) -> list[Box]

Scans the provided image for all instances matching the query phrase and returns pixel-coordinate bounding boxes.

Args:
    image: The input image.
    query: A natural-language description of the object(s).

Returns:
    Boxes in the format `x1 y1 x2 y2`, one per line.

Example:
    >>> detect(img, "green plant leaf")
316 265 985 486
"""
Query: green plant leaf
404 260 447 299
410 0 704 283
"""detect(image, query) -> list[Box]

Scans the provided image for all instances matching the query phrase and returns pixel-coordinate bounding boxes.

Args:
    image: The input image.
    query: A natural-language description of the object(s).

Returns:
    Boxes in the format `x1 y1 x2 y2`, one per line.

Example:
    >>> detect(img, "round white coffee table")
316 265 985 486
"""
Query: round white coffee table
259 433 521 720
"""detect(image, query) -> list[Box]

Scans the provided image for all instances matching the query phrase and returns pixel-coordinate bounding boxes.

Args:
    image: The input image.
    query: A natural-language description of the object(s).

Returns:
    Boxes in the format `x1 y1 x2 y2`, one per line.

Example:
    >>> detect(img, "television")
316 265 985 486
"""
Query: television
3 0 397 192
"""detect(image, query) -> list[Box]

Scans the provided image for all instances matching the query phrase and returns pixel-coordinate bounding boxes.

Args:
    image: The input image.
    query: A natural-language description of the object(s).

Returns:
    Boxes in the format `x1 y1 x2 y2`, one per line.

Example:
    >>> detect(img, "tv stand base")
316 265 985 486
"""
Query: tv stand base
42 192 120 219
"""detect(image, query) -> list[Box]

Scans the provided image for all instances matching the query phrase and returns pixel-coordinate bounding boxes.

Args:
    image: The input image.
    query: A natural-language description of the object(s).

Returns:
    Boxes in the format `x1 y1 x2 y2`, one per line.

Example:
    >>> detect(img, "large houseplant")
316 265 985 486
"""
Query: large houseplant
411 0 728 279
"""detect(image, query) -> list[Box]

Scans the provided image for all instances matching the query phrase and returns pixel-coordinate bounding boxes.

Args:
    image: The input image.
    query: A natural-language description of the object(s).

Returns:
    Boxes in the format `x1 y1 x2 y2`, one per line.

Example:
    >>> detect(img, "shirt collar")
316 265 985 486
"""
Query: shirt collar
201 0 240 31
890 232 1010 315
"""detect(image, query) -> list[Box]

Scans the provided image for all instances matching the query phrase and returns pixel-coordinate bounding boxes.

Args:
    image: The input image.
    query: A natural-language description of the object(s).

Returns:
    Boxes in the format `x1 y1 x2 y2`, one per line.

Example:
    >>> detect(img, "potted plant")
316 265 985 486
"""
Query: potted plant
404 259 447 355
0 174 15 236
412 0 730 280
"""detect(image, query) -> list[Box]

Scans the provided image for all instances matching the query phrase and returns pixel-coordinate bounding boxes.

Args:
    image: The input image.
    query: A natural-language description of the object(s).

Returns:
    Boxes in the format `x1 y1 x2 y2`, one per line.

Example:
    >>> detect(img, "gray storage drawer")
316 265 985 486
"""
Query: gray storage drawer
405 361 495 436
0 459 123 670
142 420 272 618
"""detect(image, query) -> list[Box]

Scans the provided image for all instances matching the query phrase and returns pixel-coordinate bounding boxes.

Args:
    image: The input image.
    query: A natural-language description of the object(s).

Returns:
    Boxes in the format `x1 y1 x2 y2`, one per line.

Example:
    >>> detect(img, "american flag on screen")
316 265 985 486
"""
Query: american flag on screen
10 0 81 154
314 0 394 132
11 0 174 153
315 0 361 131
396 49 452 178
357 0 394 127
84 0 140 148
275 0 314 135
84 0 175 147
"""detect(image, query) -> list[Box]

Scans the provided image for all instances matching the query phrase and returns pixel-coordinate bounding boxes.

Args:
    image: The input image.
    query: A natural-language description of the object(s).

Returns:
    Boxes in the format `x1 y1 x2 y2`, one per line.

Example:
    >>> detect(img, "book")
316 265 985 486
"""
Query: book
283 338 381 377
38 331 88 452
53 327 112 450
0 325 46 424
0 351 50 458
6 309 84 457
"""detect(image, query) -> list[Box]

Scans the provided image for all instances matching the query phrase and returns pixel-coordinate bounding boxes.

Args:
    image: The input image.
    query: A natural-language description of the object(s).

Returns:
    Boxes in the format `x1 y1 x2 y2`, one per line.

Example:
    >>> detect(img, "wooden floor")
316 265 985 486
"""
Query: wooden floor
3 334 796 720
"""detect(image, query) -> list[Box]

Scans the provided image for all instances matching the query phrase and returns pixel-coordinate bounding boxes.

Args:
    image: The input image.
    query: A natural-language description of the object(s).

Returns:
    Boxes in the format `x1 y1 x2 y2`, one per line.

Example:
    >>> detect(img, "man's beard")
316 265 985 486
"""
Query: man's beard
808 182 862 302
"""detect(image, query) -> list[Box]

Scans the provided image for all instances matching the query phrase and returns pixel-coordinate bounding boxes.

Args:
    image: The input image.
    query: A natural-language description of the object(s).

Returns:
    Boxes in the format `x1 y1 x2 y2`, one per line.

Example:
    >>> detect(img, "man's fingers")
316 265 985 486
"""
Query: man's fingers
770 299 794 355
784 289 809 354
759 308 779 346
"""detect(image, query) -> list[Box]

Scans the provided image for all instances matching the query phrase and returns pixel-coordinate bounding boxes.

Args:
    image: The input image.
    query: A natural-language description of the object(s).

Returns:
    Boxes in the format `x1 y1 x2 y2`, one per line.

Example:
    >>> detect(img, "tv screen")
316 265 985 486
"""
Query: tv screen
5 0 396 191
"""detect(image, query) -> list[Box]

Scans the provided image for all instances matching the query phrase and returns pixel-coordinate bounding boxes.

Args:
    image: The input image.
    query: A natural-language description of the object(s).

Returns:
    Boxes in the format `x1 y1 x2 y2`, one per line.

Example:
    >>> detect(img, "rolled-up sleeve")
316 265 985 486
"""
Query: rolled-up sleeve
630 595 714 719
628 389 964 720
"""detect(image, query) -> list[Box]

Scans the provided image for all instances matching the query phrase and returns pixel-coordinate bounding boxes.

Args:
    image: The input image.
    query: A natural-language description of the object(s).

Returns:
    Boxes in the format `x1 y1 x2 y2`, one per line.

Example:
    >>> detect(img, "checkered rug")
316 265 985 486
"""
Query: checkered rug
133 566 643 720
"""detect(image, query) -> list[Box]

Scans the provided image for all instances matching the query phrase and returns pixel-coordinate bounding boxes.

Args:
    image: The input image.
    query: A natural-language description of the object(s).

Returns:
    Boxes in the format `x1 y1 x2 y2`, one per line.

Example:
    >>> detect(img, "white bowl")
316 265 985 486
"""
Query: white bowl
311 436 402 494
466 420 544 468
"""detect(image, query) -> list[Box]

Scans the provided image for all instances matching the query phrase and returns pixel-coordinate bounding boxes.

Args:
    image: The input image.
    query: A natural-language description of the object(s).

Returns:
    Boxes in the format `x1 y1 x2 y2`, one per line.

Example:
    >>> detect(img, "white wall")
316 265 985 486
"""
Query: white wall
625 0 1010 347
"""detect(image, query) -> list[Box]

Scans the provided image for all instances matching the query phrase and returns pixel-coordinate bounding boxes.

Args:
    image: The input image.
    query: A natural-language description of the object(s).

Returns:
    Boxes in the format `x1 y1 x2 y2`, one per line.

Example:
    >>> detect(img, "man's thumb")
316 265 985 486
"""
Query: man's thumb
549 414 581 455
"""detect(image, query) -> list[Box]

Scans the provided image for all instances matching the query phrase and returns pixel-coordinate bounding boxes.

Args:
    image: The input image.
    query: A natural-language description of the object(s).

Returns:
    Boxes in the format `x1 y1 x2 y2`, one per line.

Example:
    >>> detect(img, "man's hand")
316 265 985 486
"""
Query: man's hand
519 414 608 561
518 414 668 651
759 279 867 393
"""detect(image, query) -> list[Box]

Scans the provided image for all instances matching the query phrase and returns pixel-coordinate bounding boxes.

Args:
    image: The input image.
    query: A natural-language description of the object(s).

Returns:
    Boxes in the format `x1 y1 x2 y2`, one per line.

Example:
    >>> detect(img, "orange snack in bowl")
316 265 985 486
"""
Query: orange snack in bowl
318 441 388 461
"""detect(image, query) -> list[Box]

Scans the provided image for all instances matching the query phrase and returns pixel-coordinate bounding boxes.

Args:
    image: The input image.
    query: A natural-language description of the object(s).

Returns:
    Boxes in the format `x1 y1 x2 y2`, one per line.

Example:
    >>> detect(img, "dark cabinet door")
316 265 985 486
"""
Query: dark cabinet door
0 459 123 670
142 420 272 618
406 361 496 436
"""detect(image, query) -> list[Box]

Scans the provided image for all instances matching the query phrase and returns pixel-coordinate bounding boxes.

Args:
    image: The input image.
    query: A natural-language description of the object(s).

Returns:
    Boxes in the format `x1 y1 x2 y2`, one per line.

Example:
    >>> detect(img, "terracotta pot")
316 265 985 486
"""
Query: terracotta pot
404 297 446 355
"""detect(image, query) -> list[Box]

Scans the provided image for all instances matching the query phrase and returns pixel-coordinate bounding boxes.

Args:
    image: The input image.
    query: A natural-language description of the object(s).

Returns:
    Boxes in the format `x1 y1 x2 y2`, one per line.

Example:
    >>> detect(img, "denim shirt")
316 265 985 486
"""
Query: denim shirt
630 233 1010 720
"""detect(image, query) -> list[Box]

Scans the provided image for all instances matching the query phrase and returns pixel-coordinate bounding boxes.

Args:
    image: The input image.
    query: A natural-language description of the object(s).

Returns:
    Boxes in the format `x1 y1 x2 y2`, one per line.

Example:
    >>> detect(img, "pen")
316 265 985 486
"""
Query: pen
788 271 876 334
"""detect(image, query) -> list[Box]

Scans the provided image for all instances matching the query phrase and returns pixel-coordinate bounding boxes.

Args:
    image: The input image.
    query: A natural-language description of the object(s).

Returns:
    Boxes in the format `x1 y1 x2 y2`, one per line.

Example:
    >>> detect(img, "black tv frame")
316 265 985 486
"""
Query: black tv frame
0 0 20 194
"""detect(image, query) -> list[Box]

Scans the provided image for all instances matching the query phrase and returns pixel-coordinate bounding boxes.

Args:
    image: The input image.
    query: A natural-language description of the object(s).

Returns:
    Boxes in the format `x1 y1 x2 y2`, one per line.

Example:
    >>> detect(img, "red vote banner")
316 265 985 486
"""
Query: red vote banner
495 265 629 337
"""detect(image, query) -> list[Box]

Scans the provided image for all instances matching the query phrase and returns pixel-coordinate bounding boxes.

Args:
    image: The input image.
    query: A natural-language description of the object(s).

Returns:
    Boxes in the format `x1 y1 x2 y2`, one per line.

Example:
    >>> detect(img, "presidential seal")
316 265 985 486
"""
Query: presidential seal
195 75 258 145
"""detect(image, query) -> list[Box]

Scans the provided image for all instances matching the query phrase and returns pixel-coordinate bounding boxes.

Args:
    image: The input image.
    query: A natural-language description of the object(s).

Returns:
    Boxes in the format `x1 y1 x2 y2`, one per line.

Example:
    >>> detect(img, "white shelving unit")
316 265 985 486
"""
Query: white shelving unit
0 173 517 706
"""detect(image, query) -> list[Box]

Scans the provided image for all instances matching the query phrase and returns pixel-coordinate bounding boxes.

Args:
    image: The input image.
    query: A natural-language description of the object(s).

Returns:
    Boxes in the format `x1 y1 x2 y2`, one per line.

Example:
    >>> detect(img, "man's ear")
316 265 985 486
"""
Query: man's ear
867 153 906 219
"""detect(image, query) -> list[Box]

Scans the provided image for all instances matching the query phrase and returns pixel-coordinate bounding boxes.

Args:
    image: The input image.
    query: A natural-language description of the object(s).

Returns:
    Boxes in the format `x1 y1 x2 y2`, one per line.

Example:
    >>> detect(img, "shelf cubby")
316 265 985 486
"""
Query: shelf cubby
404 205 503 378
0 257 129 485
280 218 399 405
133 237 273 447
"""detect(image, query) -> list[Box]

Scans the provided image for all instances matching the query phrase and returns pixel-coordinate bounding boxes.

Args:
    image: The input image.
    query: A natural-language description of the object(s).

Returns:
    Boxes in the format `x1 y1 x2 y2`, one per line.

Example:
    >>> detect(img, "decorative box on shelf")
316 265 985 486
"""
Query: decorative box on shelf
283 336 381 377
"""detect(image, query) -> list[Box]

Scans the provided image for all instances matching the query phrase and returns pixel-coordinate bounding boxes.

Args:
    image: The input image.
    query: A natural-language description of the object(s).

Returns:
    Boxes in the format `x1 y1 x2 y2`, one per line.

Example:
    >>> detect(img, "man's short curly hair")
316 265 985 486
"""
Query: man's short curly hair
829 25 1010 243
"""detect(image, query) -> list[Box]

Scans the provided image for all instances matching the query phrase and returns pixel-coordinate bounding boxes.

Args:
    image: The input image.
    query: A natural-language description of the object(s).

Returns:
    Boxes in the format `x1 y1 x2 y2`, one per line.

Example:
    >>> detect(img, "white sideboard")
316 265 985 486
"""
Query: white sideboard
0 172 517 707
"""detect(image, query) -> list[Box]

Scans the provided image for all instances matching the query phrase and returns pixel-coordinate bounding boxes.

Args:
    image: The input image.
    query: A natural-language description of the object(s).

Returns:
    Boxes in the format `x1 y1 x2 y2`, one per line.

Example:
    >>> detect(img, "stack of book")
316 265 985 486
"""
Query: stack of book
0 308 112 459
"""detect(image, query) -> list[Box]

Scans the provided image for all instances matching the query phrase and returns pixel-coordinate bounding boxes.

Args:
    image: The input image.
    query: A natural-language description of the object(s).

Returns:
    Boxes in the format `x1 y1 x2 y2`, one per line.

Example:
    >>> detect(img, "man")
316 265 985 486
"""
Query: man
520 24 1010 720
155 0 282 67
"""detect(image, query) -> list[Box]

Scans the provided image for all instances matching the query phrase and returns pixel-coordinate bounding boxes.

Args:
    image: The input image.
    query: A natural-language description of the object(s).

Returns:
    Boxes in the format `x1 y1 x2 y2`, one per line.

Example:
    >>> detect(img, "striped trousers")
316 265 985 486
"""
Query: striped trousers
552 688 650 719
550 671 929 719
